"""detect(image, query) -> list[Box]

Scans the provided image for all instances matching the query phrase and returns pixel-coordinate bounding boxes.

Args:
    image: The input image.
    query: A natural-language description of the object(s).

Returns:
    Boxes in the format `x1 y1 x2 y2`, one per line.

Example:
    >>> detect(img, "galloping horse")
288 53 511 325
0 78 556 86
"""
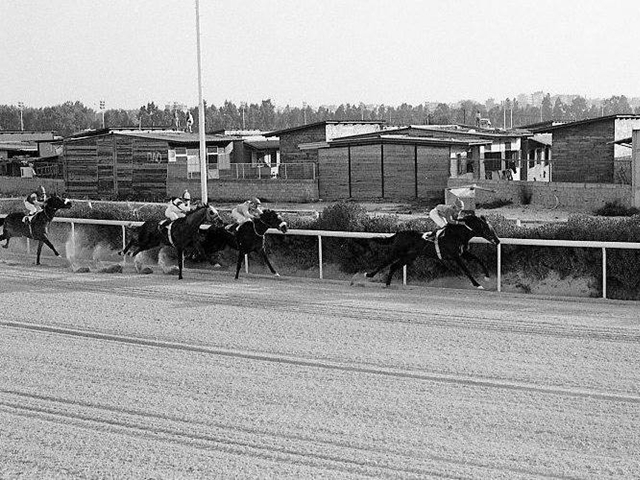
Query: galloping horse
0 194 72 265
120 204 221 279
200 209 288 279
357 214 500 289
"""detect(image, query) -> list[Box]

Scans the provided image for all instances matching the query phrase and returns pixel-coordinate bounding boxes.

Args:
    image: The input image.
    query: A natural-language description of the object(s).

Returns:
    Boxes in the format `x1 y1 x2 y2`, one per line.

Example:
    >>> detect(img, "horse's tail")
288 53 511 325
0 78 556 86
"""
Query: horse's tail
0 217 4 227
369 233 398 245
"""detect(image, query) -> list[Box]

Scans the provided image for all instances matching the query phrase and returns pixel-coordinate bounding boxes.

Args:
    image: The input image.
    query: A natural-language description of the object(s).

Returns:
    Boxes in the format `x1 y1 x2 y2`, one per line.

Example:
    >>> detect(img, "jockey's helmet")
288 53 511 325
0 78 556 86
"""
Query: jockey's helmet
454 197 464 210
182 190 191 201
38 185 46 195
250 197 261 206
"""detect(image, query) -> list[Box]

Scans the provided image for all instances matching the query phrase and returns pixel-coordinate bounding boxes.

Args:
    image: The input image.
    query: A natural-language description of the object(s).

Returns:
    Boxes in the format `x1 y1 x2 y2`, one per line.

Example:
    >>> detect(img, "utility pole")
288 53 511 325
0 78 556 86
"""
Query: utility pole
99 100 106 128
195 0 208 203
18 102 24 131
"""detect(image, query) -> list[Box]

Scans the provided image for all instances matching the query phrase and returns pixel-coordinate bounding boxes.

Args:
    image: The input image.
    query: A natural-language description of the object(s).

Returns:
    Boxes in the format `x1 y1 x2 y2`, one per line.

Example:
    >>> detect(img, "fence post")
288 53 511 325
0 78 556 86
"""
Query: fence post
497 243 502 292
602 247 607 299
245 253 249 274
70 222 76 259
318 235 323 279
402 265 407 285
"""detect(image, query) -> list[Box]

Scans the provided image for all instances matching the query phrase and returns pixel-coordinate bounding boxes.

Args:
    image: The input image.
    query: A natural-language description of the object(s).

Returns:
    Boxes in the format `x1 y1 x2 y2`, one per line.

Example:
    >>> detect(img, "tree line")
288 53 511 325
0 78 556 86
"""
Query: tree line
0 95 637 137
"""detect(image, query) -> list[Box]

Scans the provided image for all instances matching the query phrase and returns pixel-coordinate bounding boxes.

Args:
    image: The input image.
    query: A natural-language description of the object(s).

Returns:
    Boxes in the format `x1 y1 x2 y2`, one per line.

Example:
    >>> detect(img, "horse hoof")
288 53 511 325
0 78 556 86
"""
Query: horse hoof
274 273 280 277
349 272 361 285
476 285 485 290
484 276 490 281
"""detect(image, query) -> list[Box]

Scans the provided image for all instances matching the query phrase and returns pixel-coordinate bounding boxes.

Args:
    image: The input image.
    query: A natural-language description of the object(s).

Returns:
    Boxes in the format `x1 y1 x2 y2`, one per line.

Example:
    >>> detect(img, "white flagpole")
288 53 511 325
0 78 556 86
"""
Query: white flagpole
195 0 208 203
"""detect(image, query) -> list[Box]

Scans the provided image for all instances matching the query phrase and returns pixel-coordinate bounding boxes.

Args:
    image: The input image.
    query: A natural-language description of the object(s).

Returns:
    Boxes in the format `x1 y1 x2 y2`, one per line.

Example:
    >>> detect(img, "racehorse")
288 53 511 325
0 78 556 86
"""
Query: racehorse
0 194 72 265
200 209 288 279
357 214 500 289
119 204 221 280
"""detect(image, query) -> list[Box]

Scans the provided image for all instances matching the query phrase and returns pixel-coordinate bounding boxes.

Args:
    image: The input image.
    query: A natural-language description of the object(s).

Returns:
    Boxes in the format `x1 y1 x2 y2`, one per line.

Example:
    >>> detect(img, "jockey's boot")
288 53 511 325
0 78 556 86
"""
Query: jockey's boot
225 223 238 232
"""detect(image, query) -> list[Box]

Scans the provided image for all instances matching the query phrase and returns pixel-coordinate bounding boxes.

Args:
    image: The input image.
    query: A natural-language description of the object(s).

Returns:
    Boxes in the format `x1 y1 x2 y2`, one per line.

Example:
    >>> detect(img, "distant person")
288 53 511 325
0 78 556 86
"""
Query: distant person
475 109 481 127
185 111 194 133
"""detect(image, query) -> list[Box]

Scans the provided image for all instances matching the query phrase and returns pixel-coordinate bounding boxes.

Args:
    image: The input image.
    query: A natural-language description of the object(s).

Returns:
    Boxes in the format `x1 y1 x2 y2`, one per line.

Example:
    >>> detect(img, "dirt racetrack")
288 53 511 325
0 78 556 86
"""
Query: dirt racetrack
1 258 639 479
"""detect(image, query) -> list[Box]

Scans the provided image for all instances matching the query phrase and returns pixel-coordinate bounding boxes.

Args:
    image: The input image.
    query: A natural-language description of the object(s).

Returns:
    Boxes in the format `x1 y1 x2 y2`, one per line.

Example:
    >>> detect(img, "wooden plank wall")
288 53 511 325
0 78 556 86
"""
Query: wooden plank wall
416 145 450 203
318 147 350 199
130 137 169 199
64 138 98 197
350 145 382 198
96 137 114 195
382 144 416 200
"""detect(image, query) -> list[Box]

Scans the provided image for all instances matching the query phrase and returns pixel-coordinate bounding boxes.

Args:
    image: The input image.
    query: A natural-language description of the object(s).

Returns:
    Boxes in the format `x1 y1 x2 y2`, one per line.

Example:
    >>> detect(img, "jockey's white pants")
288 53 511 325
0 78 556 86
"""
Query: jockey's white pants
231 210 251 224
429 209 447 228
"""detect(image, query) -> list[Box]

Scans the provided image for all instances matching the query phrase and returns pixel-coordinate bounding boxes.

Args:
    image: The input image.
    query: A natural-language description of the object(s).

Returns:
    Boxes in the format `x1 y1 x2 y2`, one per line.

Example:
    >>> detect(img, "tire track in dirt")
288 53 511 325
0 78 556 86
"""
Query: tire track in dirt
5 269 639 345
3 320 639 405
0 389 572 480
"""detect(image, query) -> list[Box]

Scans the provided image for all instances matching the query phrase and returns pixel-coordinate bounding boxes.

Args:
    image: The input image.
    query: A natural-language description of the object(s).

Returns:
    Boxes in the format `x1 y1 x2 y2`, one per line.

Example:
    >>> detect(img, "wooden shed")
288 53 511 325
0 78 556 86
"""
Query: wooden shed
532 114 640 183
316 135 489 202
63 128 235 200
265 120 386 165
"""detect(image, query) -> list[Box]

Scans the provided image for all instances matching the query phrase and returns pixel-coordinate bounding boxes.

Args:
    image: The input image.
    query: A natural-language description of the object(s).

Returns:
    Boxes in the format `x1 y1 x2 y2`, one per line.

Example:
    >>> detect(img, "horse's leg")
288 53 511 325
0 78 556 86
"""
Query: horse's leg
0 233 9 248
177 248 184 280
365 258 395 279
384 259 406 286
461 250 491 279
234 251 244 279
36 241 43 265
119 239 135 256
41 236 60 257
259 248 279 276
451 256 483 289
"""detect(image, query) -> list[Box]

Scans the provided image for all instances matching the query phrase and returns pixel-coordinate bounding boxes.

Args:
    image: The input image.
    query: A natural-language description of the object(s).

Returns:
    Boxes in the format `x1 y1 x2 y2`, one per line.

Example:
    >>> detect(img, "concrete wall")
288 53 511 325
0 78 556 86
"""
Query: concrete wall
447 177 633 211
0 177 66 196
168 178 318 203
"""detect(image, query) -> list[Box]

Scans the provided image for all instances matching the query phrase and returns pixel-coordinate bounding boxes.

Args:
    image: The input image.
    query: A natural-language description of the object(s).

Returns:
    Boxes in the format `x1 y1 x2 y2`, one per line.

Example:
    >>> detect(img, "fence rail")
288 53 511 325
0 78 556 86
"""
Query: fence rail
2 215 639 299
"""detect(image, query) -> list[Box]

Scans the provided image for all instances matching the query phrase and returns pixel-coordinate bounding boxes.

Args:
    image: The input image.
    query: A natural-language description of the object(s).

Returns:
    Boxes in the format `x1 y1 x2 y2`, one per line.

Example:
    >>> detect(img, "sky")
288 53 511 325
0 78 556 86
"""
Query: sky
2 0 640 111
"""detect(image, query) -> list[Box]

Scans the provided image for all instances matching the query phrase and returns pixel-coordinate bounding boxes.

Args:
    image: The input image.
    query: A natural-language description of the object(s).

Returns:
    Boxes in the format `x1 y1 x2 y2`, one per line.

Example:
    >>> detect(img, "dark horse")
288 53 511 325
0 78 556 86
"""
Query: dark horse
0 195 72 265
357 214 500 289
200 209 288 279
119 204 221 279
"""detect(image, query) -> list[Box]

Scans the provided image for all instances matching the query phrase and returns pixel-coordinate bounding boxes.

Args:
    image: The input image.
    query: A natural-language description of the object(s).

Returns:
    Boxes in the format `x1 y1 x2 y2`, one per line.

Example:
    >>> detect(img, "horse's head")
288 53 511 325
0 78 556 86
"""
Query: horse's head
205 204 223 225
45 194 72 211
461 214 500 246
258 209 288 233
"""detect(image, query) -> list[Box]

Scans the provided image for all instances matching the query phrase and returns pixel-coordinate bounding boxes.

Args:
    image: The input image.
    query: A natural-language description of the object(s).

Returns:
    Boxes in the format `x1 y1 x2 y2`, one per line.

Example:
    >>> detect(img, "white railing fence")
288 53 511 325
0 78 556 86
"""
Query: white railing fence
2 215 639 299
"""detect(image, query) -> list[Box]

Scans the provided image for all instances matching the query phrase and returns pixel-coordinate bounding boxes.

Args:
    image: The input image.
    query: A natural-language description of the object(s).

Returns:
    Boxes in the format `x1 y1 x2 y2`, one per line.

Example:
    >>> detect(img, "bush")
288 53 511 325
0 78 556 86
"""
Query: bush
518 185 533 205
593 200 640 217
477 198 513 209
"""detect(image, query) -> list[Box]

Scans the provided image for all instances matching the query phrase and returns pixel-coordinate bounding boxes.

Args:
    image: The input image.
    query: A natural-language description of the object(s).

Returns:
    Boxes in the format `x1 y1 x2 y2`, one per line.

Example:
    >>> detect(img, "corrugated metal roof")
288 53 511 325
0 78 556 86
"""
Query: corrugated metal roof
65 128 235 144
114 131 234 143
0 141 38 151
532 114 640 132
323 135 490 148
264 120 386 137
243 139 280 150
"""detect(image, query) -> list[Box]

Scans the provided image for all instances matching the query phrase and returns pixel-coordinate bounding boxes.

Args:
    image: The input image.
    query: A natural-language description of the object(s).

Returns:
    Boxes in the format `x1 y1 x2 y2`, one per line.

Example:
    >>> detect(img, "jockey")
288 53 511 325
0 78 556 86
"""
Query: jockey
226 197 263 231
23 185 47 223
429 197 465 229
181 190 193 211
163 196 189 228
